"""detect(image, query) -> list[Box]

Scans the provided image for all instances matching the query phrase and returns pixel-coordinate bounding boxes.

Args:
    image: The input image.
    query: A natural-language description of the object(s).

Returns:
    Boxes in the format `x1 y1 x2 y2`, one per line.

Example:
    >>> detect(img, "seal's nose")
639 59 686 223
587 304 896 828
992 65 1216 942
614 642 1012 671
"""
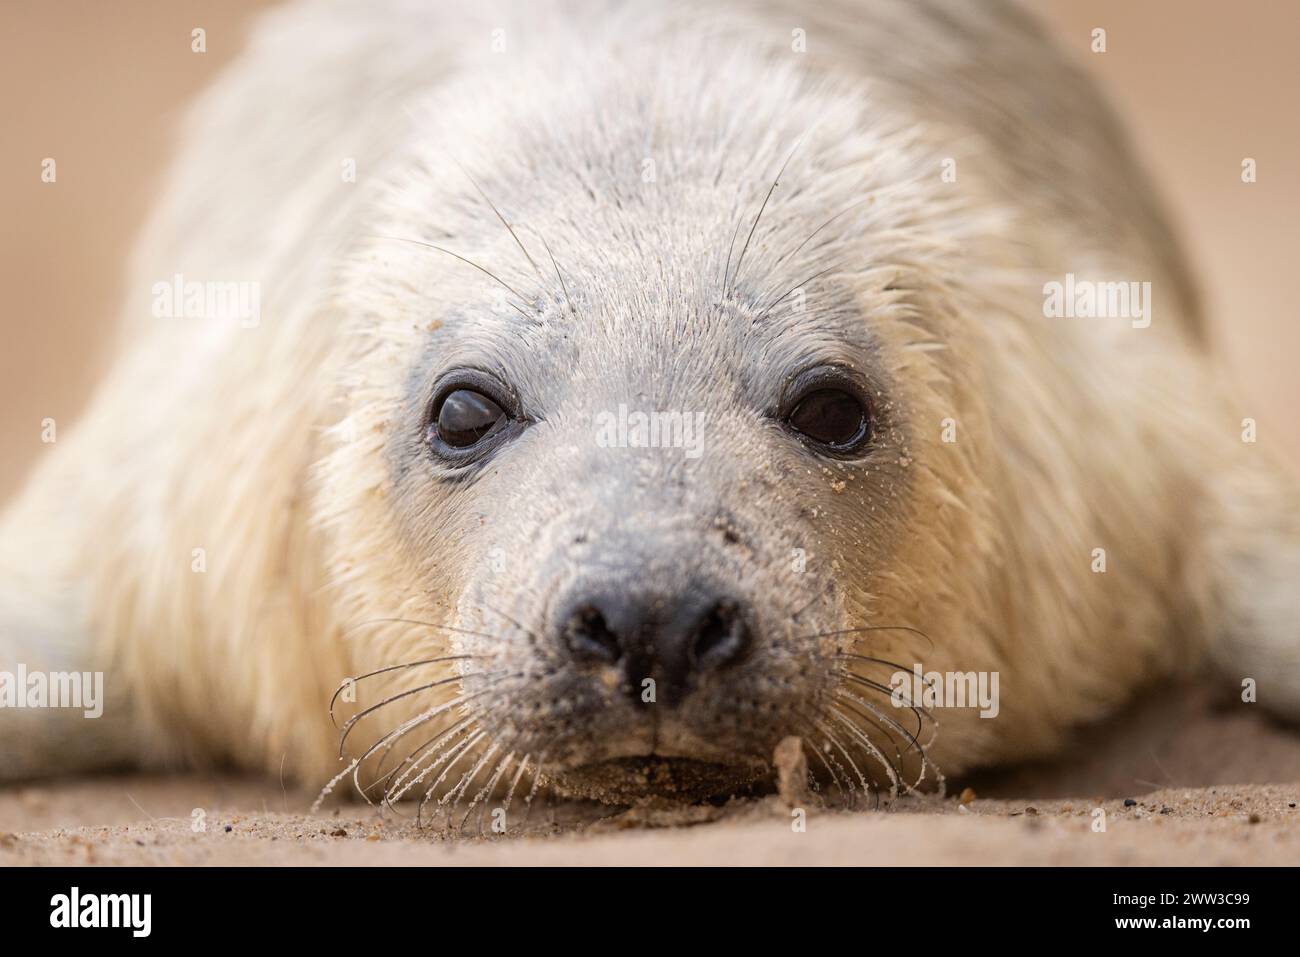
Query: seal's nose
559 591 753 702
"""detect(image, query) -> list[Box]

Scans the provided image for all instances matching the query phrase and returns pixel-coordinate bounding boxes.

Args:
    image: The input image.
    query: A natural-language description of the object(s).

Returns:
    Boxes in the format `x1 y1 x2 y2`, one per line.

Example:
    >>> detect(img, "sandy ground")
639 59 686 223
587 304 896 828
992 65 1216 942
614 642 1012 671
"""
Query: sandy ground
3 684 1298 865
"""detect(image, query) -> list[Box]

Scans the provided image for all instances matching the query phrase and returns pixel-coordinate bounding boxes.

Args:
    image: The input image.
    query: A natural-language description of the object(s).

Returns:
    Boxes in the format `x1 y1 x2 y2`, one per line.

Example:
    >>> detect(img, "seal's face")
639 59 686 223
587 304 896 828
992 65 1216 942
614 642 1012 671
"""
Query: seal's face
390 278 907 797
342 42 983 804
416 288 900 799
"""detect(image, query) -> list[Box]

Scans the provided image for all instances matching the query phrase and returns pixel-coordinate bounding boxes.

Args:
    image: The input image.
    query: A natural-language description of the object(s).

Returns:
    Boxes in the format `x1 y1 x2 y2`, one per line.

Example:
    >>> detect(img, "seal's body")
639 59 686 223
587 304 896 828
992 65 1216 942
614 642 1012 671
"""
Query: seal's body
2 0 1297 805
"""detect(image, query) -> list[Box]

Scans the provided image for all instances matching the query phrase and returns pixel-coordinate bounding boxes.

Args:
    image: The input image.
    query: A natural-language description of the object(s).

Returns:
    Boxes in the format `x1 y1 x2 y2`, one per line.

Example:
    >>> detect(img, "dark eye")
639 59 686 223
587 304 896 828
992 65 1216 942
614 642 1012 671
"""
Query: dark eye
787 388 870 452
434 389 507 448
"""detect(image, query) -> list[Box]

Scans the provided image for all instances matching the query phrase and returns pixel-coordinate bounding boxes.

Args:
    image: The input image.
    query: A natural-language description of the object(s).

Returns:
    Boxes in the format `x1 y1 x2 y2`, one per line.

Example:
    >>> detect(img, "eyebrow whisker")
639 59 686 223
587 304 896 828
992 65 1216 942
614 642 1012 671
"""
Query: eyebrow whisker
751 263 842 325
370 234 535 320
730 141 801 296
451 157 548 286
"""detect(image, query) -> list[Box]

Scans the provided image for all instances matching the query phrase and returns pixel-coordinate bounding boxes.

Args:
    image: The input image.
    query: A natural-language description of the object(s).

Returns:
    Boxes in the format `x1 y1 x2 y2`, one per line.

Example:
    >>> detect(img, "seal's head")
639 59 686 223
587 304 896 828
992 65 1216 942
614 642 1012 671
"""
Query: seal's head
325 25 1008 805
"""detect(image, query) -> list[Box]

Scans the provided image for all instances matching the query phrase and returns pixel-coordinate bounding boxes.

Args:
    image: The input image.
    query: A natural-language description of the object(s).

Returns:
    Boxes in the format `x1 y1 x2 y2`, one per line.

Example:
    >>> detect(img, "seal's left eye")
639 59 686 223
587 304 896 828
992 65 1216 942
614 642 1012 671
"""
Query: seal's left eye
435 389 506 448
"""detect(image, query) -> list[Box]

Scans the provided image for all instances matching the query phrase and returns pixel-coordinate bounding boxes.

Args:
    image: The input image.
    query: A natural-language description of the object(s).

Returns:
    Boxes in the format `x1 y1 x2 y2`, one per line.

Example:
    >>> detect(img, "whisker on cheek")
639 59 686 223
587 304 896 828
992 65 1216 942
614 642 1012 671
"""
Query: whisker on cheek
803 711 871 809
793 715 854 808
442 739 503 820
374 712 480 805
385 696 517 810
418 730 491 828
521 752 549 831
825 705 900 800
475 601 541 643
342 682 507 807
335 673 466 757
834 670 937 750
460 747 519 836
329 654 484 727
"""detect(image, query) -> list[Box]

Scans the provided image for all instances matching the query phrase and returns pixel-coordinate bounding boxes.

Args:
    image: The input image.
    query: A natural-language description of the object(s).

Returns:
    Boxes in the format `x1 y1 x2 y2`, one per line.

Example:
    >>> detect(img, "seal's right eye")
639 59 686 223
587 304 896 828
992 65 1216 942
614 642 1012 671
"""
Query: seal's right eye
432 389 507 448
779 367 874 457
787 389 868 450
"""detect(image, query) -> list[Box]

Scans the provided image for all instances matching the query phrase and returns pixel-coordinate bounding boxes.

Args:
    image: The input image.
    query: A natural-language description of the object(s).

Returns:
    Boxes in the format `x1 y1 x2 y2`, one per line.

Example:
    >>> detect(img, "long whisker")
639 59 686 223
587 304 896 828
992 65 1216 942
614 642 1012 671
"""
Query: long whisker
791 734 824 801
452 158 546 284
370 712 479 804
312 757 360 813
832 649 934 676
371 235 534 319
794 715 851 806
826 704 900 800
768 196 874 272
336 671 500 758
500 754 533 834
339 616 516 644
524 226 580 325
417 730 488 828
440 740 502 832
729 142 800 295
814 624 936 654
832 655 940 743
720 216 745 297
398 727 487 822
833 673 933 751
476 603 540 643
520 752 548 831
832 692 917 792
348 685 502 806
366 708 478 810
751 263 841 325
329 656 480 727
383 690 517 807
803 711 869 810
384 726 480 813
835 689 937 792
311 680 506 813
463 749 518 836
834 666 936 735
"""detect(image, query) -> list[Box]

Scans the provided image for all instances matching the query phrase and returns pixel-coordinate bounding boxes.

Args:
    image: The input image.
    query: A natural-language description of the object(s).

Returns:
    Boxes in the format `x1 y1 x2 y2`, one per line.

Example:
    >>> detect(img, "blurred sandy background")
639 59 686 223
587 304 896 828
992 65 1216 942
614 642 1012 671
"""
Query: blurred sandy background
1 0 1297 498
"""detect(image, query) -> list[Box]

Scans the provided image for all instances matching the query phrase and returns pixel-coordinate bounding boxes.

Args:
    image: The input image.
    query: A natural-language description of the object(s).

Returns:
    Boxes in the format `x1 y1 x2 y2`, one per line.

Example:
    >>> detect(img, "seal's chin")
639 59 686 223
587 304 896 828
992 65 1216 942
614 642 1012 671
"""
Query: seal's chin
549 756 770 805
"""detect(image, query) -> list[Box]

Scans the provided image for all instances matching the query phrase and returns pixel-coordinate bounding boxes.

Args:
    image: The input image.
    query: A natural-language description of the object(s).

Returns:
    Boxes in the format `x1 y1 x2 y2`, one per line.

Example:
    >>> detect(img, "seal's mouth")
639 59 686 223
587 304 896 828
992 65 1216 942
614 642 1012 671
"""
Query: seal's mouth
549 756 771 804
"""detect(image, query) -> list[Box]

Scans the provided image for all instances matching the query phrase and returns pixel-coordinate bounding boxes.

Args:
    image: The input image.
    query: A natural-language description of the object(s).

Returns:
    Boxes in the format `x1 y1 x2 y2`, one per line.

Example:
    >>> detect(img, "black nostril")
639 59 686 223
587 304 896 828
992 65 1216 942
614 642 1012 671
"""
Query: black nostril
689 599 752 670
557 591 754 696
562 604 622 664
